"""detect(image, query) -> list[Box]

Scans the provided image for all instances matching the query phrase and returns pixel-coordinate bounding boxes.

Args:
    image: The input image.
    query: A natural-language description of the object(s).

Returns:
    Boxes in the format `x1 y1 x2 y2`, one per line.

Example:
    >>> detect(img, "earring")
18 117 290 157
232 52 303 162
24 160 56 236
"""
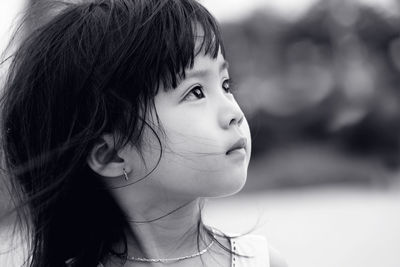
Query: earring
122 168 129 181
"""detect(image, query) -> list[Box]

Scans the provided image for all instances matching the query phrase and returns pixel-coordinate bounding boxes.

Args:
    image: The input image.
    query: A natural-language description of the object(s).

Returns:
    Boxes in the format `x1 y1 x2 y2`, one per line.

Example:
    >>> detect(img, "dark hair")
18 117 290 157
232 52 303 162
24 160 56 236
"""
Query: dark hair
0 0 225 266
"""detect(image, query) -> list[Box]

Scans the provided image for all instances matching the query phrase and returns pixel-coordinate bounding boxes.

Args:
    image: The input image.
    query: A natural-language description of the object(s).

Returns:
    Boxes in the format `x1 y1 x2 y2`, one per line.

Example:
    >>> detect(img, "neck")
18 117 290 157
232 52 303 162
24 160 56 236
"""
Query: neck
119 198 212 260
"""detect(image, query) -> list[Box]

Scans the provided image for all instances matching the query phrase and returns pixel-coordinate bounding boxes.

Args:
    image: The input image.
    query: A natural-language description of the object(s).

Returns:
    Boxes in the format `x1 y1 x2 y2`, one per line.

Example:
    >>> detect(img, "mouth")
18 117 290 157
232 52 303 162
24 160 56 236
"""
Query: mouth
226 138 247 155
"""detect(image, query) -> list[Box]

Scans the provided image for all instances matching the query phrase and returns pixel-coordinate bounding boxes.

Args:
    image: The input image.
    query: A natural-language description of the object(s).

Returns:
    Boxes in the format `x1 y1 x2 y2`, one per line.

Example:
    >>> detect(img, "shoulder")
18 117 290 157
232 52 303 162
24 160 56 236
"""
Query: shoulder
269 246 288 267
231 234 288 267
231 234 268 254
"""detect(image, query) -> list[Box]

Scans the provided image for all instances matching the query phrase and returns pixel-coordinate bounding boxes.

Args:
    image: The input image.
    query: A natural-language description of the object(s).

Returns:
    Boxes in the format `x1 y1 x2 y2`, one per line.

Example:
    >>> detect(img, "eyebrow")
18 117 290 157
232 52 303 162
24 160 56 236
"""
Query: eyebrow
184 60 229 80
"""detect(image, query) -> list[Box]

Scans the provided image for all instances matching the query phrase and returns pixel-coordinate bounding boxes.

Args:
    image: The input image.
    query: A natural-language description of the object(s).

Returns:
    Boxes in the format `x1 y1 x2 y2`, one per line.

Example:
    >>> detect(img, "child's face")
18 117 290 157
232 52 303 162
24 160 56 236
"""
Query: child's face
130 50 251 198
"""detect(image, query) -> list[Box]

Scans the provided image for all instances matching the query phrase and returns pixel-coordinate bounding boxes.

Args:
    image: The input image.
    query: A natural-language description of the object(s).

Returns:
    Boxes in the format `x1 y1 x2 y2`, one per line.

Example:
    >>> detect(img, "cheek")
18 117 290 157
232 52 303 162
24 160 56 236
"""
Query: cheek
154 134 250 197
160 115 225 157
141 114 251 197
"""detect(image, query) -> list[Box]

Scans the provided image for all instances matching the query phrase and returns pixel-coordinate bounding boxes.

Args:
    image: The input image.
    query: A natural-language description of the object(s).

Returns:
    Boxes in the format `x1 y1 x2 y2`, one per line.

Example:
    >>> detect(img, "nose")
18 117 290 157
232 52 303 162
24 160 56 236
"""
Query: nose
220 98 245 129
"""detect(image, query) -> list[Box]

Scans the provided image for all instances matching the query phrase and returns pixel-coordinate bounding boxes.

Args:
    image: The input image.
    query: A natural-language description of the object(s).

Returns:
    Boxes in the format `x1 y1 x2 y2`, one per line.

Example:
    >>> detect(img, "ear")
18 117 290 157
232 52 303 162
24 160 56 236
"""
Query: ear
87 134 130 178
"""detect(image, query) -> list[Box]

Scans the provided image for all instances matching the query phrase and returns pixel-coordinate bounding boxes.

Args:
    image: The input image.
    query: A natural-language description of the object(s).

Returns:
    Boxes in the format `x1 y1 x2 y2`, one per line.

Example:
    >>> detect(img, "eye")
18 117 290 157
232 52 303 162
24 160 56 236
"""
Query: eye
222 79 232 93
184 85 205 101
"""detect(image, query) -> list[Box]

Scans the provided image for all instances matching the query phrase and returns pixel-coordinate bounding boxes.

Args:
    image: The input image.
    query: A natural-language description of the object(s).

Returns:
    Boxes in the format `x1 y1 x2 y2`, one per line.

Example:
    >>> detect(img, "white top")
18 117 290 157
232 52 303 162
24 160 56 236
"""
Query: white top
230 234 270 267
66 234 271 267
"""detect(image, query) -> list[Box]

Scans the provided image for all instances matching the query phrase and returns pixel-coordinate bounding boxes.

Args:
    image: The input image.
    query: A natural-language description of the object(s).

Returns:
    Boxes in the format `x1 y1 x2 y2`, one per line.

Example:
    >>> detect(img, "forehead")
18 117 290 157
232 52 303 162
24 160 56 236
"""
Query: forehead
192 23 217 56
184 49 228 77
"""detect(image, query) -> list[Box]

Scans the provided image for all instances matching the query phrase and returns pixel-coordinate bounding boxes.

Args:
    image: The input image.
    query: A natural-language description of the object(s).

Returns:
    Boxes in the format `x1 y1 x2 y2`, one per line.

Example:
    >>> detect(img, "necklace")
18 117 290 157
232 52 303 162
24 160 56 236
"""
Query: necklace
120 238 215 263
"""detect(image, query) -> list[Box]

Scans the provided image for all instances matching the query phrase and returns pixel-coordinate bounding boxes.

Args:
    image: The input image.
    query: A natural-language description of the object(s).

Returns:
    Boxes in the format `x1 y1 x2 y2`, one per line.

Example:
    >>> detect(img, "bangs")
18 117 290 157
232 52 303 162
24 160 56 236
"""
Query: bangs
155 0 225 90
105 0 225 94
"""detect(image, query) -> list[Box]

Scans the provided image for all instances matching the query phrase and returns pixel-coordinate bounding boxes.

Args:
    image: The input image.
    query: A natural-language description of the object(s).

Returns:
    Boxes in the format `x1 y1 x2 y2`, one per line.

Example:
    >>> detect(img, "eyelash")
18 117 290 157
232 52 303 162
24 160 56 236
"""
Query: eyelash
184 79 234 101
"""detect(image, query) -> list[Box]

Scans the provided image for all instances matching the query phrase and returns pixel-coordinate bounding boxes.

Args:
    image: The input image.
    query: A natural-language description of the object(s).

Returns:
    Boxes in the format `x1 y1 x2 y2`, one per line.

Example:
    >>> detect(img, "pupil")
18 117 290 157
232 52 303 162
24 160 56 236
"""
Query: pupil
224 81 229 90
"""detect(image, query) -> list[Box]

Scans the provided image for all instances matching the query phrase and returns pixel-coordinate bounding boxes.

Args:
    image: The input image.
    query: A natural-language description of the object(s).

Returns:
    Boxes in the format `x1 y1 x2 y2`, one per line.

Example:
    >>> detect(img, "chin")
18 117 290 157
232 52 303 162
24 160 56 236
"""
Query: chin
206 170 248 198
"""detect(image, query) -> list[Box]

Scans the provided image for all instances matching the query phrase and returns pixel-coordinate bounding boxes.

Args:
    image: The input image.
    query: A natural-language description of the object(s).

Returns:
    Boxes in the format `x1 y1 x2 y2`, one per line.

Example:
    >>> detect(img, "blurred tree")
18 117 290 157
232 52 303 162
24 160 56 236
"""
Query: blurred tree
221 0 400 169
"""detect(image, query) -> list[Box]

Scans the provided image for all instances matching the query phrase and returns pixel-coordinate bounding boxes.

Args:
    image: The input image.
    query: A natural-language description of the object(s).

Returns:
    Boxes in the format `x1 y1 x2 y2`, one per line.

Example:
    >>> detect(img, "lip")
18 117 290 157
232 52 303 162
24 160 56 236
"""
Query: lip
226 138 247 155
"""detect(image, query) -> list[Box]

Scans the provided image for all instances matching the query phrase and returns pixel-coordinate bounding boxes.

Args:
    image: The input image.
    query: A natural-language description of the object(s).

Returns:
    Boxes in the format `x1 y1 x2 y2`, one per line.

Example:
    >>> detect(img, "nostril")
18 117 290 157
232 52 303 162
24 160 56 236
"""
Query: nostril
229 115 243 126
237 115 244 126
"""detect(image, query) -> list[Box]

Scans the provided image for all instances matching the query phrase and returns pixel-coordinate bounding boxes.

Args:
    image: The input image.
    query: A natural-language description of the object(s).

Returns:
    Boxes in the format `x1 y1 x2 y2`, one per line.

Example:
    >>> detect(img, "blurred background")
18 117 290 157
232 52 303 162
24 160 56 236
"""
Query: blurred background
1 0 400 266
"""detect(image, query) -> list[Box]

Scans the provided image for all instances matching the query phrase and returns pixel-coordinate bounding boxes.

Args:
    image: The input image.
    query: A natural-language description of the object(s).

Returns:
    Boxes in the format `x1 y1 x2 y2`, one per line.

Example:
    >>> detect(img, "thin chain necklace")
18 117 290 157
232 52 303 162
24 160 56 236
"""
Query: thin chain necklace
119 237 215 263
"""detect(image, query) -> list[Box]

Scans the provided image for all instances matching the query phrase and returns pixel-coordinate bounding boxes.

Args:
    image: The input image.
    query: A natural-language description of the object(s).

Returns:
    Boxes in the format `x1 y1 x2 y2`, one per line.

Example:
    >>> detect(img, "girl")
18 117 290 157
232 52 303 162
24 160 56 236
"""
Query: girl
0 0 287 266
